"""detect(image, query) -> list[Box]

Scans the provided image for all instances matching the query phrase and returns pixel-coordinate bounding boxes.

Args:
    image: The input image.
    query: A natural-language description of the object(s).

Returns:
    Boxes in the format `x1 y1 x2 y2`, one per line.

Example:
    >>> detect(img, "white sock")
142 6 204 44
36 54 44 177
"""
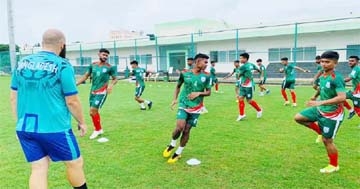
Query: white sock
170 139 177 147
175 146 184 155
145 100 151 104
140 103 145 108
350 108 354 112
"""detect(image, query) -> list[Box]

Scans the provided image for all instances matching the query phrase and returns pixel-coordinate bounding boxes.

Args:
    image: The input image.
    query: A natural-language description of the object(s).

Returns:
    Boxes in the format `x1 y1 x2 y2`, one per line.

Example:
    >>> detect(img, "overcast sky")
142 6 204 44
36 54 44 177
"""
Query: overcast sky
0 0 359 46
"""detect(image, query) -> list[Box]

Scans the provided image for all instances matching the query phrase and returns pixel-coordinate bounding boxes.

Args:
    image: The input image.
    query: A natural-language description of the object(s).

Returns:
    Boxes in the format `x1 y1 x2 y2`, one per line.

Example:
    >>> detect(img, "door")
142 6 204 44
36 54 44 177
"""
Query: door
169 52 186 72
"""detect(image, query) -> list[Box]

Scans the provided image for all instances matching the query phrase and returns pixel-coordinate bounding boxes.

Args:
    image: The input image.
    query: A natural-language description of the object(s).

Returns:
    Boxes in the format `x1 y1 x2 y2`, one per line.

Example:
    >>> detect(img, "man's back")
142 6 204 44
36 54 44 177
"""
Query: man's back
11 51 77 133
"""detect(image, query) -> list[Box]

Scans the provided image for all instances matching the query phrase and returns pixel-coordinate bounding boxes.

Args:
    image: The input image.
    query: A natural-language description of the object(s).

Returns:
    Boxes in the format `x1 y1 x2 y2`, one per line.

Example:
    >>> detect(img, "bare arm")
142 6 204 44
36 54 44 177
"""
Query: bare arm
307 92 346 107
10 90 17 121
107 76 118 94
171 82 182 110
344 77 352 82
76 72 91 86
295 66 310 73
65 95 87 136
224 71 234 79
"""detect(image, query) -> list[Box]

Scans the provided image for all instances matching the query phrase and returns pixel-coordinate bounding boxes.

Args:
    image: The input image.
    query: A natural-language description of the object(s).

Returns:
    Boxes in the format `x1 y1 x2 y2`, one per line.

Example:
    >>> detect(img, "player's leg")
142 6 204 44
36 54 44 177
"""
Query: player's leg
294 107 322 143
30 156 50 189
65 157 87 189
245 87 262 118
281 80 289 105
345 91 355 119
319 118 342 173
163 109 187 158
89 94 106 139
237 89 246 121
214 78 219 92
135 86 152 110
168 113 199 163
289 81 297 106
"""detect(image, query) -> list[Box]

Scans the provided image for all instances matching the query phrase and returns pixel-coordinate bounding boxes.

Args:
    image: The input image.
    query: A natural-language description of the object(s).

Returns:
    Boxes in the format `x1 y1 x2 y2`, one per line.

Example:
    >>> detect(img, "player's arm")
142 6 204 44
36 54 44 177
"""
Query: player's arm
224 71 234 79
171 73 184 109
76 72 90 86
307 76 346 106
107 67 118 93
310 88 320 101
10 89 17 121
295 66 310 73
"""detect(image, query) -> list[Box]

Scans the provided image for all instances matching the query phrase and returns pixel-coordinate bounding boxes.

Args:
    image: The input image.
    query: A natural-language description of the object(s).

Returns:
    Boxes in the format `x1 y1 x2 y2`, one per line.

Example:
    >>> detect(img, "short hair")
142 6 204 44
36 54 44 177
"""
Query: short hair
130 60 138 65
187 57 194 61
315 55 321 60
256 58 262 63
281 57 288 61
349 55 360 61
234 60 240 63
240 52 249 60
99 48 110 54
211 60 216 64
321 51 339 60
194 53 209 60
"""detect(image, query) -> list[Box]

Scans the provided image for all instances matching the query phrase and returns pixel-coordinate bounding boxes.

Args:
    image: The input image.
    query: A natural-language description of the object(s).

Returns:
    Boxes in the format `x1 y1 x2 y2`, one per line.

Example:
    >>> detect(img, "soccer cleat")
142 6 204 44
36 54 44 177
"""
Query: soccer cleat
292 103 297 107
148 101 153 110
315 135 322 143
266 89 270 95
259 92 264 96
162 145 175 158
89 129 104 140
256 110 263 118
320 164 339 173
236 115 246 121
167 153 181 163
284 101 290 106
348 110 355 119
140 108 146 110
215 90 219 93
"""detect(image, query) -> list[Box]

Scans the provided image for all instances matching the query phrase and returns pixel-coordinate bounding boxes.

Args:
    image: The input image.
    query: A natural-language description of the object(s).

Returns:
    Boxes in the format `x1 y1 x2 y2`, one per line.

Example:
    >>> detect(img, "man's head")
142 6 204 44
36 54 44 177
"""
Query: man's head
98 48 110 63
320 51 339 72
256 58 262 66
211 60 216 67
348 55 359 68
194 53 209 70
234 60 240 67
281 57 289 65
41 29 66 58
315 55 321 64
130 60 138 69
239 53 250 64
187 57 194 67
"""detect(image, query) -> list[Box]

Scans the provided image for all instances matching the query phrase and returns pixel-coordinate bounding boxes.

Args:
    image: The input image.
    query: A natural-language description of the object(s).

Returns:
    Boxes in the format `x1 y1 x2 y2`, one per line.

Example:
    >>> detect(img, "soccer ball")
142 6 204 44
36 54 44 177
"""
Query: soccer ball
279 68 284 73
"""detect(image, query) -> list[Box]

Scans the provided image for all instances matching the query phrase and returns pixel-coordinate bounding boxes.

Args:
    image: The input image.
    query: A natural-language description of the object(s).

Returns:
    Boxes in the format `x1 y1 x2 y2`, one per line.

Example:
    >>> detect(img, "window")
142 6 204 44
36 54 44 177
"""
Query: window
76 57 92 65
129 55 140 61
218 51 227 62
210 50 245 63
347 45 360 58
268 47 315 62
210 51 218 62
130 54 152 65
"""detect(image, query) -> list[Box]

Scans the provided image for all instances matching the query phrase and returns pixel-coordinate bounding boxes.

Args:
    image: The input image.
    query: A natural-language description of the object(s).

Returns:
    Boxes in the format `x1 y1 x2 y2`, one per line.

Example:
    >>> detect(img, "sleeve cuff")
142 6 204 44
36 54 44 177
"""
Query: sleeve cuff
64 91 78 96
10 86 18 90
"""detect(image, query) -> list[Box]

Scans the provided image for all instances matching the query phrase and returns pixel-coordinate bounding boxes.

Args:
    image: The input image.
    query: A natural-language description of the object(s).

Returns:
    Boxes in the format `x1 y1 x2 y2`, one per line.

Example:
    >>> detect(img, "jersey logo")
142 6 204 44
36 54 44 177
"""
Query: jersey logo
354 100 358 105
201 76 206 83
323 127 329 133
326 82 331 88
102 68 107 73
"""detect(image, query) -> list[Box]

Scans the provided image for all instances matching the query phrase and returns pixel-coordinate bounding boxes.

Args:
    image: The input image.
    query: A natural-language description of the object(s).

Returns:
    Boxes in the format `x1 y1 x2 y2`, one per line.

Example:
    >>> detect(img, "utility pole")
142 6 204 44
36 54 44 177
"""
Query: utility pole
7 0 17 72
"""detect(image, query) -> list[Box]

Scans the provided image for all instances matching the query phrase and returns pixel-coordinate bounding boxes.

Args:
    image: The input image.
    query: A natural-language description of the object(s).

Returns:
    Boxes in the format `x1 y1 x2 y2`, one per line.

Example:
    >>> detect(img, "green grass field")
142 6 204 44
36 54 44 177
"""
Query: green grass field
0 76 359 189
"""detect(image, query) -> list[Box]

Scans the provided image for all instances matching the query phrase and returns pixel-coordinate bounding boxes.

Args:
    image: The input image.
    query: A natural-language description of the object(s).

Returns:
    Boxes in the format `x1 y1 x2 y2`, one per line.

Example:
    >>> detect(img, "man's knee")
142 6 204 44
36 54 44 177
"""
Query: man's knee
89 108 98 116
65 156 84 169
31 156 50 172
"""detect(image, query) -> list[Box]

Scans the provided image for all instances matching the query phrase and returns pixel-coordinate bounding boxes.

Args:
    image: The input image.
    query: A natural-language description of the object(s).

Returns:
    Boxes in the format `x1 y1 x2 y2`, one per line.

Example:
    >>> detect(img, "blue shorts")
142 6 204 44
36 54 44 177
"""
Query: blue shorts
16 129 81 162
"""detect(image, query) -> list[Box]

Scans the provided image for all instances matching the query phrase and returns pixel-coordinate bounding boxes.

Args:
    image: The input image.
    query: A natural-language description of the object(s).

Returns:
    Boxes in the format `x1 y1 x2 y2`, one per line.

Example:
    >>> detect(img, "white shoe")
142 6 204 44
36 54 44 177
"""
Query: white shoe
89 129 104 140
259 92 264 96
292 103 297 107
284 101 290 106
236 115 246 121
200 107 208 114
257 110 263 118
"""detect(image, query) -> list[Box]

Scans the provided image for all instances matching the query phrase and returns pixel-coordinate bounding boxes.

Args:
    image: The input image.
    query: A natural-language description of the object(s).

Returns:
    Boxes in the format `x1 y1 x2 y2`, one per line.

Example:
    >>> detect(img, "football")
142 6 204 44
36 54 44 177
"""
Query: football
279 68 284 73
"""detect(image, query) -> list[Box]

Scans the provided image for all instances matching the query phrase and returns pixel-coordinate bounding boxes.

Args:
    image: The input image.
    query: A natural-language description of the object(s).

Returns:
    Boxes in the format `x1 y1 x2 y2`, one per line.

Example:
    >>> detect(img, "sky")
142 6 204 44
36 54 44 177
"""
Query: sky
0 0 359 46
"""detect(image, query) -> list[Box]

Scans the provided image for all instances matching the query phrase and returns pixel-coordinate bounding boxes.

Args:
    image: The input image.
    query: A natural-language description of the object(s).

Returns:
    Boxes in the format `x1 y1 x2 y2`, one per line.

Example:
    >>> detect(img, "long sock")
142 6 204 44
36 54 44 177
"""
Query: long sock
281 90 288 101
140 103 145 108
328 152 338 167
215 83 219 91
343 100 353 111
308 122 321 134
238 100 245 115
145 100 151 104
170 139 177 147
175 146 184 155
74 183 87 189
290 91 296 103
249 100 262 111
91 113 102 131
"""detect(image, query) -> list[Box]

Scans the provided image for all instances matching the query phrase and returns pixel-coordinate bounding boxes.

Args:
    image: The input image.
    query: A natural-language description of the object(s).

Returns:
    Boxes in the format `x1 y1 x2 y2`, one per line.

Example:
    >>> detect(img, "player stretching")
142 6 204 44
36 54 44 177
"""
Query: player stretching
224 60 241 80
344 55 360 119
130 60 153 110
295 51 345 173
236 53 263 121
210 61 219 93
279 57 310 107
163 53 211 163
77 48 118 139
256 59 270 96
